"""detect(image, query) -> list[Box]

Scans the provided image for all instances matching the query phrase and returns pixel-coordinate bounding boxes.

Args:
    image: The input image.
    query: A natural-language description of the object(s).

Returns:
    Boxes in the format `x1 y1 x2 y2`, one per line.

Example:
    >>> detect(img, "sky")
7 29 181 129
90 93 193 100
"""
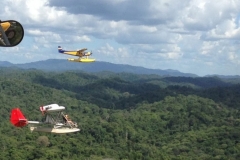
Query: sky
0 0 240 76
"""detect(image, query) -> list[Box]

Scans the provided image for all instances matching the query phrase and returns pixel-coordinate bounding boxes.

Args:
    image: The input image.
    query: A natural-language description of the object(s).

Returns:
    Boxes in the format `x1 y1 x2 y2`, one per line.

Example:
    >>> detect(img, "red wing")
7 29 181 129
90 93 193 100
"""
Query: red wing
10 108 28 127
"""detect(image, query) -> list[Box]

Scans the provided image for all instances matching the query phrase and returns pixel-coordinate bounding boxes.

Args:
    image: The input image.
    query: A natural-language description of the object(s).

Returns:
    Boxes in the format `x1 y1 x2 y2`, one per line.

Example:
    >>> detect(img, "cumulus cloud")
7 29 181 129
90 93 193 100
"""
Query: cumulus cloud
0 0 240 76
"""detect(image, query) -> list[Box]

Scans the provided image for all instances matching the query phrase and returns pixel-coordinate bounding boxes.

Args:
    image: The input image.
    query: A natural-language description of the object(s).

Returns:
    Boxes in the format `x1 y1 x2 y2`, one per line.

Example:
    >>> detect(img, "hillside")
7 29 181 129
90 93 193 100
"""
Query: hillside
0 59 198 77
0 69 239 159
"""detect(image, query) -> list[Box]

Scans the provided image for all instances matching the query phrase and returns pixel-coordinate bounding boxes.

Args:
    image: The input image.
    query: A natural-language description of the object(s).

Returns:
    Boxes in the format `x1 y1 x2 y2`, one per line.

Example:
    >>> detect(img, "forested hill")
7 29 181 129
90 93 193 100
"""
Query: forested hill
0 59 197 77
0 68 239 159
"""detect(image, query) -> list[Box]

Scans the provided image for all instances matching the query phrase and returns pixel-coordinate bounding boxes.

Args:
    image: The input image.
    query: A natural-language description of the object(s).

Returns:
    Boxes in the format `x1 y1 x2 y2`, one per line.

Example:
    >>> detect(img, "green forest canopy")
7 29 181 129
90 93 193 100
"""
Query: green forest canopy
0 68 239 159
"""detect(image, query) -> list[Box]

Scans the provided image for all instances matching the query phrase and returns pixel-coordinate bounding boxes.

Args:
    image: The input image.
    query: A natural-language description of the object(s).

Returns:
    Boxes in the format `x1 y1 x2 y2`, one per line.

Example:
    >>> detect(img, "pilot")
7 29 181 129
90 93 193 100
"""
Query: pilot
65 115 70 121
65 115 73 123
64 115 77 127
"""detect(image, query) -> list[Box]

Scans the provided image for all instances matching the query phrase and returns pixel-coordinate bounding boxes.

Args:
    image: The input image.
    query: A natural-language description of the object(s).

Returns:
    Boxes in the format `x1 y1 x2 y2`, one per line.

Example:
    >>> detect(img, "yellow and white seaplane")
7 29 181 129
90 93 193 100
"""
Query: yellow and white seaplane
58 46 95 63
10 104 80 134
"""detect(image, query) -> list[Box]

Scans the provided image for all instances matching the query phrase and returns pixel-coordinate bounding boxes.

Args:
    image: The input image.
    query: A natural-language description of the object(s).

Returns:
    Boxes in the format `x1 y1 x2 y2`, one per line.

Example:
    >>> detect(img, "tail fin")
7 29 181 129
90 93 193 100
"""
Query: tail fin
58 46 64 53
10 108 28 127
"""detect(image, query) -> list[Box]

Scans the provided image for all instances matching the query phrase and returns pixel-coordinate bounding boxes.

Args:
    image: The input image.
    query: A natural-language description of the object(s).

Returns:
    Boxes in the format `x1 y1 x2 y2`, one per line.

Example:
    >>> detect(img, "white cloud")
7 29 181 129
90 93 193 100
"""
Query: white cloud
1 0 240 76
204 19 240 39
96 43 129 57
228 52 240 65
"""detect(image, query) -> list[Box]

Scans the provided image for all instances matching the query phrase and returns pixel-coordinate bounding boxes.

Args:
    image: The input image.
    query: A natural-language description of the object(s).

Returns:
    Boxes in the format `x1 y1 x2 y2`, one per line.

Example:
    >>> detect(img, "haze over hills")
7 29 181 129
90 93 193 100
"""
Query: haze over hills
0 59 198 77
1 59 239 78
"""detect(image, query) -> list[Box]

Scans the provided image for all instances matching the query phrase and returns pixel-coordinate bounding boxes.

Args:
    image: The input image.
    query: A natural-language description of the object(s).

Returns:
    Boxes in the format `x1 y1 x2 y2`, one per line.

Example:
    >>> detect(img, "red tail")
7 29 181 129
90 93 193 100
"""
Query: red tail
10 108 28 127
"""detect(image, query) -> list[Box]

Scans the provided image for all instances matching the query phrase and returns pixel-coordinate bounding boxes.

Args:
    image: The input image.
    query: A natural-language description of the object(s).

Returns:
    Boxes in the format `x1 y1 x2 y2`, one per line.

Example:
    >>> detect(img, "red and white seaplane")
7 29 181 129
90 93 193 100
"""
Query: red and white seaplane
10 104 80 133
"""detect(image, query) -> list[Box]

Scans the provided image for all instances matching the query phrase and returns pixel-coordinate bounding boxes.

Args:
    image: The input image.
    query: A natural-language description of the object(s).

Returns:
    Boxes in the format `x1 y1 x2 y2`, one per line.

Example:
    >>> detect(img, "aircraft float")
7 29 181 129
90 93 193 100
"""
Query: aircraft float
10 104 80 134
58 46 95 63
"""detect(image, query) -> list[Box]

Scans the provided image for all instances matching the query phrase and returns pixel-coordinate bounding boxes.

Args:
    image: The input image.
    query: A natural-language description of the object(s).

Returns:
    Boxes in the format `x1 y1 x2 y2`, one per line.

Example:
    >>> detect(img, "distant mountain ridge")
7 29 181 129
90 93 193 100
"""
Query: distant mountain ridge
0 61 12 67
205 74 240 79
0 59 198 77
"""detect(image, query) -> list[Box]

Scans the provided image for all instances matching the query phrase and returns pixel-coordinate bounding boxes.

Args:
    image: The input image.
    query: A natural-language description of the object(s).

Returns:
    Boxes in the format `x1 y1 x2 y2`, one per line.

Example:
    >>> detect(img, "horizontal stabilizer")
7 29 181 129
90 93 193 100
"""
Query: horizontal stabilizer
28 121 40 124
10 108 28 127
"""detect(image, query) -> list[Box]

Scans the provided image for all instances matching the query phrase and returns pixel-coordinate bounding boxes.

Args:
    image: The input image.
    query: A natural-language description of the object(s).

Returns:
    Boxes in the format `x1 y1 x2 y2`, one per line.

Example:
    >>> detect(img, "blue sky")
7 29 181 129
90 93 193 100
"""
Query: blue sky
0 0 240 76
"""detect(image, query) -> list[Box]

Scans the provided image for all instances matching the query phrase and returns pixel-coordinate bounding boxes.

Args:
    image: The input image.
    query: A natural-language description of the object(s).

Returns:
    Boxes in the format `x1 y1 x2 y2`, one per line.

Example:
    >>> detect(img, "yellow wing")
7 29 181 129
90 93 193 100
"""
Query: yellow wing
78 48 87 52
